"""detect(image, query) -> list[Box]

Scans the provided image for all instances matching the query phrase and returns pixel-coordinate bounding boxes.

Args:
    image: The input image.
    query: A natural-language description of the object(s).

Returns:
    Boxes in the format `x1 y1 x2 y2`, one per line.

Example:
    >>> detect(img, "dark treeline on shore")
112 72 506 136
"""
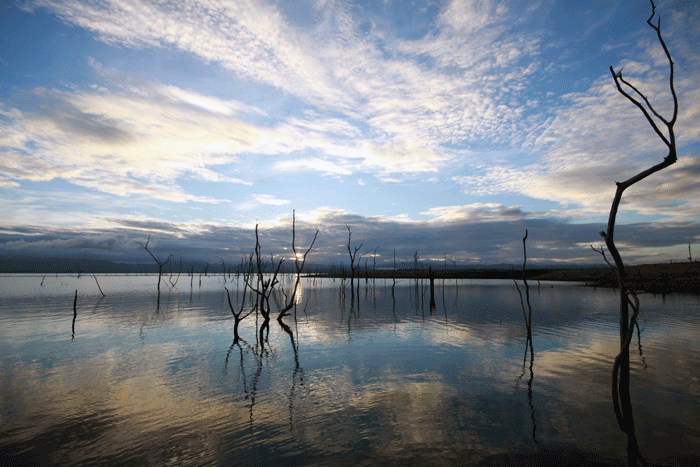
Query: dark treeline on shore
2 252 698 293
314 267 558 281
0 252 586 275
0 252 595 276
535 261 700 294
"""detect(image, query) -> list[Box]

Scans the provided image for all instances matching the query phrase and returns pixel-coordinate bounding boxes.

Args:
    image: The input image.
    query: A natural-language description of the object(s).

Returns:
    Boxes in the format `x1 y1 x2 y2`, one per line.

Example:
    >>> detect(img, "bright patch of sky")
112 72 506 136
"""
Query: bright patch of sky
1 0 699 264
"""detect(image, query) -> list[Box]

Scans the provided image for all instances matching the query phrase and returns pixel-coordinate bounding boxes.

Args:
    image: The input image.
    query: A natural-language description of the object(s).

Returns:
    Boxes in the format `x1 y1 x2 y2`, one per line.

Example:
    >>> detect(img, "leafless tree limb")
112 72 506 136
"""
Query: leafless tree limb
226 280 255 342
135 235 172 295
346 224 362 297
92 274 106 297
278 210 319 321
602 1 677 463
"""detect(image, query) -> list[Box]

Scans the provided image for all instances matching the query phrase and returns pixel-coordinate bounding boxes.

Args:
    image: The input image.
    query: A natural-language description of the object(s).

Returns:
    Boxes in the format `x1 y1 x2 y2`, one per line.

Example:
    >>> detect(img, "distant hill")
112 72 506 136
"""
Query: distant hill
0 256 156 274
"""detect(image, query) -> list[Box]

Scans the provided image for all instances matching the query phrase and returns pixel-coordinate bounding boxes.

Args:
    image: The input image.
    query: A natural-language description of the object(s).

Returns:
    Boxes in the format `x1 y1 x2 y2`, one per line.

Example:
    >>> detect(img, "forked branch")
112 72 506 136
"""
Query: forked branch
609 1 678 159
601 0 679 285
135 234 173 294
278 210 319 321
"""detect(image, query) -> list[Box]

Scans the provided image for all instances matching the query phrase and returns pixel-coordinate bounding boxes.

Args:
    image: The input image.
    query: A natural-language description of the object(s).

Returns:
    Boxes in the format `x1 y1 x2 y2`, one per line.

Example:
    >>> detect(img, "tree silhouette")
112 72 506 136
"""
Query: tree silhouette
135 235 172 301
277 210 318 322
600 1 678 464
345 224 362 298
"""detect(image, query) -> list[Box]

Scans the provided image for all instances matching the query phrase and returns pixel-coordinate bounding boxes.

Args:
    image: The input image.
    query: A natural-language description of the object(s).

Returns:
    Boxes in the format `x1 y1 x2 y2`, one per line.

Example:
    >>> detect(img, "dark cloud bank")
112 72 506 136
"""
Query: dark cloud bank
1 211 698 272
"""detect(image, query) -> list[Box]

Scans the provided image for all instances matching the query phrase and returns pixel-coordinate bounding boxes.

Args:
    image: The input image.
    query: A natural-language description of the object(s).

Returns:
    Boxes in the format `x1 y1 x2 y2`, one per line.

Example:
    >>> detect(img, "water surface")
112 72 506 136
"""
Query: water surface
1 274 699 466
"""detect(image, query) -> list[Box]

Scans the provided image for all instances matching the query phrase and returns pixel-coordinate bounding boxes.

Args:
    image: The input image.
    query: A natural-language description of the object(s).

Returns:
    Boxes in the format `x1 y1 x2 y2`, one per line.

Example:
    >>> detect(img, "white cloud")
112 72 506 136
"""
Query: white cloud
72 177 225 204
454 29 700 222
273 157 352 176
252 194 291 206
358 140 452 173
4 0 698 261
0 81 295 200
23 0 545 150
24 0 347 110
156 85 268 117
437 0 508 35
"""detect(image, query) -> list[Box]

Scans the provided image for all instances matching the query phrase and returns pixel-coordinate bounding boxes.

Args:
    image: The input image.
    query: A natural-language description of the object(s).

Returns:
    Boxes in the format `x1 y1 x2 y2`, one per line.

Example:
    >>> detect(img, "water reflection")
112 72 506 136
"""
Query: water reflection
612 292 648 466
225 334 265 427
71 289 77 340
514 278 537 446
278 319 308 433
1 276 699 466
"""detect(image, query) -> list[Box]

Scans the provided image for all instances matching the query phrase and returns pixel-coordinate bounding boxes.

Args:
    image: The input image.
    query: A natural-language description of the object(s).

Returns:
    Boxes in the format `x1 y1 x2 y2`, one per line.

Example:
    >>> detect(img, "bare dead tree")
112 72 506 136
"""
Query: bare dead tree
413 250 419 286
450 257 460 297
601 1 678 464
278 210 319 322
92 274 106 297
514 230 533 341
135 235 173 296
373 247 378 283
443 251 447 293
345 224 362 297
513 230 537 445
168 256 182 287
225 266 255 343
219 257 227 284
244 224 284 341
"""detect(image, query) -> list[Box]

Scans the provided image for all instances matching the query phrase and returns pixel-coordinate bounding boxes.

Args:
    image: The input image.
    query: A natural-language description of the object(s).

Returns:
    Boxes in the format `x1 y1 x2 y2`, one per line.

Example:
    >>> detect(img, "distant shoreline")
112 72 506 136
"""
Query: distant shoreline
312 262 700 294
2 261 698 293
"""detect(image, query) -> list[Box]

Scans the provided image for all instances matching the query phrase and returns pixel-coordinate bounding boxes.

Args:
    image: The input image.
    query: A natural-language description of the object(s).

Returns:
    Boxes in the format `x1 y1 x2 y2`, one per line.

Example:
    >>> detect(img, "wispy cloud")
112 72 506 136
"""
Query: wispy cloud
252 194 291 206
456 43 700 220
273 157 352 176
0 82 270 200
358 140 452 173
3 0 699 265
21 0 546 149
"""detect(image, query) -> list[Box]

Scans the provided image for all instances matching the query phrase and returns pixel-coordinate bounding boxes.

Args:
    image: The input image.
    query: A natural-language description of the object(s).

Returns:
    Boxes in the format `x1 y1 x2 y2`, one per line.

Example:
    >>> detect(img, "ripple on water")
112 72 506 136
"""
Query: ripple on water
1 278 700 466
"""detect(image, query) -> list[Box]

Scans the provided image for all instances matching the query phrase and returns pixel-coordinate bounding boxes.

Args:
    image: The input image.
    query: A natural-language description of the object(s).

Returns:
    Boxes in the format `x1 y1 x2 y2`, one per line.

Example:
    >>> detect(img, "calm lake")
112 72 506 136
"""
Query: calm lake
1 274 699 466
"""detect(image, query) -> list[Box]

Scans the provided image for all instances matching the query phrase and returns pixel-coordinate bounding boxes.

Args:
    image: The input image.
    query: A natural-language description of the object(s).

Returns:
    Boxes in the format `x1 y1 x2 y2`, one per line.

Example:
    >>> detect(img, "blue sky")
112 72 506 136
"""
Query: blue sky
1 0 699 266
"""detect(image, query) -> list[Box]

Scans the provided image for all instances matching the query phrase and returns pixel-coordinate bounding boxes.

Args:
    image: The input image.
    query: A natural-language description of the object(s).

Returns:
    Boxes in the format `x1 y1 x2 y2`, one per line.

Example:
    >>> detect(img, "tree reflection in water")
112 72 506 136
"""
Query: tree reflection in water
224 332 269 427
224 317 309 433
514 278 536 447
514 230 537 446
278 319 308 432
10 273 698 466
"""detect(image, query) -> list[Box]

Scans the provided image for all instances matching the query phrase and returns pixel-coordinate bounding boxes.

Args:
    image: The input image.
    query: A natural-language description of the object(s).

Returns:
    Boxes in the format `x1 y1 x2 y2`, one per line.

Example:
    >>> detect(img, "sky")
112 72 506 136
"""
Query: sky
1 0 699 267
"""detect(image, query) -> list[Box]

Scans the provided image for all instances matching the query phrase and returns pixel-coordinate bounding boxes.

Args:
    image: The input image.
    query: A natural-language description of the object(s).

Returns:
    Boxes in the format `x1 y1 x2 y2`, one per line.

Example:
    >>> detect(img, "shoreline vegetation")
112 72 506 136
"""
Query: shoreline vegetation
311 262 700 293
527 262 700 293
